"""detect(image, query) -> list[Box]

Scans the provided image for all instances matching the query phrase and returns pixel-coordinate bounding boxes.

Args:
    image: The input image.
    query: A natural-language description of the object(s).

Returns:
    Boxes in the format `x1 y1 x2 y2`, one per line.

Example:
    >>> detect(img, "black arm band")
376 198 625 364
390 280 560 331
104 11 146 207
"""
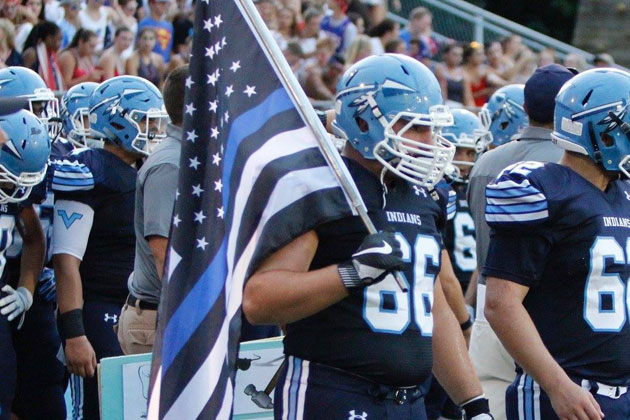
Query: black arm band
460 315 473 330
461 395 490 418
60 309 85 339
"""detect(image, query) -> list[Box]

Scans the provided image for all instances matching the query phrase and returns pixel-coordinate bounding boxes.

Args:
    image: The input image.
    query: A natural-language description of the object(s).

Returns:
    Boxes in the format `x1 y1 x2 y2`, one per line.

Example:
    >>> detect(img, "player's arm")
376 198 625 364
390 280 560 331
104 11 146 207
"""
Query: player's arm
0 205 45 323
464 267 478 308
432 280 491 419
437 250 472 344
485 278 604 420
243 230 403 325
52 198 97 378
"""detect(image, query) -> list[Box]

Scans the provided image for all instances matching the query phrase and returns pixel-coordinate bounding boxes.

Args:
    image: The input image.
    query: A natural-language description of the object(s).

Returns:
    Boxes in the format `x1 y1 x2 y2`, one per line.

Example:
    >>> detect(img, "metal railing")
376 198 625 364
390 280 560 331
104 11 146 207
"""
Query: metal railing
390 0 594 62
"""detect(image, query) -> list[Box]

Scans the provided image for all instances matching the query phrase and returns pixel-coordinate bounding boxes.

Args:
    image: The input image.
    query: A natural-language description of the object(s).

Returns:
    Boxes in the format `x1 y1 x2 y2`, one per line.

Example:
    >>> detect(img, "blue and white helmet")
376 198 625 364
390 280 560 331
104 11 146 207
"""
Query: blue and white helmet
333 54 455 188
440 108 486 182
552 68 630 177
479 84 528 148
89 76 168 156
0 67 60 137
61 82 99 148
0 110 51 203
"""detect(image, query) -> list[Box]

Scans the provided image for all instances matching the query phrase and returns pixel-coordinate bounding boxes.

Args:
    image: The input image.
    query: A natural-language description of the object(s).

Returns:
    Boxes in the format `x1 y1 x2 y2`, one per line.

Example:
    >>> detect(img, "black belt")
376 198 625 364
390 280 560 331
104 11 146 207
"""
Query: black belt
127 294 158 310
369 385 423 405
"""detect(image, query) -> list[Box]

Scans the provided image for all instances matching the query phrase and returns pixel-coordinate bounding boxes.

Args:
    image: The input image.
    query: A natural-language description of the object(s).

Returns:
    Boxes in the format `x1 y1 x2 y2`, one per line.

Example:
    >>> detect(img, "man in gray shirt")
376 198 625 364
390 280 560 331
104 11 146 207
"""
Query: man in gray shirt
117 65 188 355
466 64 576 420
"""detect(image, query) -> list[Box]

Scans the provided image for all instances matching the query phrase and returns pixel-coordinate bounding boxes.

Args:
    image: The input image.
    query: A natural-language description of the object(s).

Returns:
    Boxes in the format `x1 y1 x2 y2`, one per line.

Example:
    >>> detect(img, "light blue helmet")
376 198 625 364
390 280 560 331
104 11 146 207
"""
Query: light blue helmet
89 76 168 156
0 67 60 137
551 68 630 177
333 54 455 188
0 110 51 203
479 84 528 148
61 82 99 148
440 108 486 182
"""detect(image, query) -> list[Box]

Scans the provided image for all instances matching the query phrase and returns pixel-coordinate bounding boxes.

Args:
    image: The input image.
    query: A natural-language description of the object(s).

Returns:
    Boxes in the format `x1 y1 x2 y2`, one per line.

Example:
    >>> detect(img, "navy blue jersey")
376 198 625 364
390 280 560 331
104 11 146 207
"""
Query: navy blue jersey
443 183 476 290
284 158 449 386
52 148 136 304
483 161 630 385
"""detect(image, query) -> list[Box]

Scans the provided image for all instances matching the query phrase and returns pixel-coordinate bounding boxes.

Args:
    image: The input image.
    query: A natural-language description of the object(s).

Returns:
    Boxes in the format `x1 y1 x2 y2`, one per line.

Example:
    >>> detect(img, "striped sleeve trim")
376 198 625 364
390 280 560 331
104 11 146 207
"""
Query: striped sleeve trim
52 159 95 192
485 172 548 224
446 189 456 221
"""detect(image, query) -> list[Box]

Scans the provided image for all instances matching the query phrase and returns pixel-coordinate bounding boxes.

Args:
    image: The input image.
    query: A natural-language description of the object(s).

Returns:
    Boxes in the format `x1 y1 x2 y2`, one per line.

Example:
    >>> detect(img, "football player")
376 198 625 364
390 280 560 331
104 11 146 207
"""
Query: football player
0 110 51 420
243 54 493 420
484 68 630 419
426 108 487 420
60 82 101 150
479 84 528 150
52 75 167 420
0 66 68 420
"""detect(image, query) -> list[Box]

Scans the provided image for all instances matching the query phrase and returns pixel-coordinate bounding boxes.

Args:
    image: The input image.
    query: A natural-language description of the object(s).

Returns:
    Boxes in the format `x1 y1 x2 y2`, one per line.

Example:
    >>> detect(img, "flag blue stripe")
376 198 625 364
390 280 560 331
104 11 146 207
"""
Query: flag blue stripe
486 200 547 214
162 239 228 371
222 87 295 211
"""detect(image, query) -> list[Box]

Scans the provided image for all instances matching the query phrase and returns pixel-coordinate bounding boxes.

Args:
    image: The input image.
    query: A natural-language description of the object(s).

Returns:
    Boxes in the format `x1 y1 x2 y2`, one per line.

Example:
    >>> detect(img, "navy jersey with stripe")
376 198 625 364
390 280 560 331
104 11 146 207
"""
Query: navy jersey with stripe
443 183 476 290
483 161 630 385
283 158 449 386
52 148 136 304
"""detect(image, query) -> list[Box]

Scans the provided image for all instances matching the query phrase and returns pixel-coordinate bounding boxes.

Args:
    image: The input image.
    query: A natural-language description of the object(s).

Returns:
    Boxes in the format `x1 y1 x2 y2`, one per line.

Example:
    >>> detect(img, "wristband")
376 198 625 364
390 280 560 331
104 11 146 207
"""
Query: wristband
60 309 85 339
460 315 473 330
461 395 490 418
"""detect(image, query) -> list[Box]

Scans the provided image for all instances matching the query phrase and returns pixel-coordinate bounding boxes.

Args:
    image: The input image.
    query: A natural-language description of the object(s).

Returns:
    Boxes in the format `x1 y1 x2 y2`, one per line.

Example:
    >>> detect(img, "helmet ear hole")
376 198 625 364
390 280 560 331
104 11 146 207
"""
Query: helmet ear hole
600 132 615 147
356 117 369 133
500 121 509 130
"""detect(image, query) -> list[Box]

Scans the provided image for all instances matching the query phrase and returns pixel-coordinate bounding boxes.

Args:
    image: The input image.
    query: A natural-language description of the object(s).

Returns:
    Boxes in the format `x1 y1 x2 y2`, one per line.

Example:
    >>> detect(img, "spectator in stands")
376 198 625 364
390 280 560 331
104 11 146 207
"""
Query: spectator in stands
506 46 537 84
399 7 430 51
3 0 37 52
366 17 398 55
126 26 164 87
255 0 277 29
166 32 189 74
118 65 187 355
358 0 385 29
593 52 615 67
58 29 102 88
98 26 133 80
303 37 337 100
283 40 305 79
0 18 23 66
56 0 80 49
563 52 587 72
486 40 509 77
277 6 298 44
347 11 364 35
117 0 138 60
463 41 506 107
320 0 357 56
500 34 522 67
435 42 474 107
137 0 173 63
170 8 192 59
538 47 556 66
22 20 63 90
298 7 323 59
384 38 405 54
345 33 371 64
79 0 122 54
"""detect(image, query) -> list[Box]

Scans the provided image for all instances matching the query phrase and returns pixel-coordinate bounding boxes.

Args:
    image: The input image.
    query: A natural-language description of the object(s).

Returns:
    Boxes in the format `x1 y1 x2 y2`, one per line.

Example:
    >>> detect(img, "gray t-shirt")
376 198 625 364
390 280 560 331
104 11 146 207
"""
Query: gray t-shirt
467 126 564 286
129 123 181 303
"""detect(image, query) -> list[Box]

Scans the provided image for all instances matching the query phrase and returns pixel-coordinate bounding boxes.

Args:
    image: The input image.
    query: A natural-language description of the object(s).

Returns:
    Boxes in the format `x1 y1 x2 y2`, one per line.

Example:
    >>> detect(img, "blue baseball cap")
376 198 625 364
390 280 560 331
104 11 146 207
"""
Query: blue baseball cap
524 64 577 124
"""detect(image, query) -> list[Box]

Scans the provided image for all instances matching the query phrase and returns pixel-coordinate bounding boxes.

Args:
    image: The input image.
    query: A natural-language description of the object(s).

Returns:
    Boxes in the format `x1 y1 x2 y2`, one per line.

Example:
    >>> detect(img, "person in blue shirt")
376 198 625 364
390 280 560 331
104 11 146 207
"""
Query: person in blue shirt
485 68 630 420
137 0 173 63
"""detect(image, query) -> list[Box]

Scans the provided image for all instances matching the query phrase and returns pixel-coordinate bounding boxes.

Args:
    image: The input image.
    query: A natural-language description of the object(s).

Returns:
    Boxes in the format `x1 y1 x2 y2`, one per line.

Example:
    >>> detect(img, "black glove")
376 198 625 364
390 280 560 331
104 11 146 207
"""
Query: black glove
461 396 494 420
337 231 404 291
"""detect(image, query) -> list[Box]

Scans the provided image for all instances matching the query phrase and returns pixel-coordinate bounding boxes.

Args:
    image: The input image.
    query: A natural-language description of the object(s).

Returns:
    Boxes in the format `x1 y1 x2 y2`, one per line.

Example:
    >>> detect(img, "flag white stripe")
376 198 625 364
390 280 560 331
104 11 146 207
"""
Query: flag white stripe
486 210 549 223
147 367 162 420
164 164 343 419
215 377 233 420
486 193 547 205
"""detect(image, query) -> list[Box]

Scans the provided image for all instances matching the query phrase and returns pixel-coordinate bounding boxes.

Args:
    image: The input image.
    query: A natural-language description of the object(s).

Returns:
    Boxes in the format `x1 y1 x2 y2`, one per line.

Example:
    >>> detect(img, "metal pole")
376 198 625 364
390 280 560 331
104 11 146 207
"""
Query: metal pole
236 0 408 292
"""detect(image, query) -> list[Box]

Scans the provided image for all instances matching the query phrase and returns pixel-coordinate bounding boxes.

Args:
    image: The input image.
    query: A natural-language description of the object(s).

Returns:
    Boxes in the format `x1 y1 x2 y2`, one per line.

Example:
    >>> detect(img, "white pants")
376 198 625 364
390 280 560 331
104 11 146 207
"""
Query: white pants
469 284 516 420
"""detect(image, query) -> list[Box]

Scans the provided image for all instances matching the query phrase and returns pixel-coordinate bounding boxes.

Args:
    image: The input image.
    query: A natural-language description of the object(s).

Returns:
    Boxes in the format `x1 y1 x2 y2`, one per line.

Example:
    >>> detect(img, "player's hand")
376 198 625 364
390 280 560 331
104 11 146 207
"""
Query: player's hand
547 380 604 420
0 285 33 321
65 335 98 378
337 231 404 291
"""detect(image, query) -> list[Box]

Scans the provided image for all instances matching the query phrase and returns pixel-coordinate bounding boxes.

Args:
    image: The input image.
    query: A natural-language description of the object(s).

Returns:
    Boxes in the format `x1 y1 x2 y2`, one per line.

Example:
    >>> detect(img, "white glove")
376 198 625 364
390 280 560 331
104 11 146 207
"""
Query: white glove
0 285 33 322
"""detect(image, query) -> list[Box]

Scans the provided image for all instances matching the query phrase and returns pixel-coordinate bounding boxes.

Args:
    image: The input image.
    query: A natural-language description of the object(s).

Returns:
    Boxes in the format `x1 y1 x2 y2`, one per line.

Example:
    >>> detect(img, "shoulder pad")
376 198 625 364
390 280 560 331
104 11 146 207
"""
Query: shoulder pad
485 161 548 226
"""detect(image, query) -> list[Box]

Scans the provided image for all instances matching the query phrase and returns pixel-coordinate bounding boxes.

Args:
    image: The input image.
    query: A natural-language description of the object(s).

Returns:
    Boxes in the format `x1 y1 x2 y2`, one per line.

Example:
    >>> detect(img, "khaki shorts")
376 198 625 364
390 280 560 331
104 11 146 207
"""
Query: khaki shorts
116 296 157 355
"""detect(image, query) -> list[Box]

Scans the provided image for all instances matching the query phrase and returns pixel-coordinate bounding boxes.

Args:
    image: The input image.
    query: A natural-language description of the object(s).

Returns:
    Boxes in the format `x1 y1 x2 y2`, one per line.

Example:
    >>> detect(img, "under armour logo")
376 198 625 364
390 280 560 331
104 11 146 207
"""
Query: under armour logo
104 313 118 323
413 185 427 197
57 210 83 228
348 410 368 420
625 191 630 201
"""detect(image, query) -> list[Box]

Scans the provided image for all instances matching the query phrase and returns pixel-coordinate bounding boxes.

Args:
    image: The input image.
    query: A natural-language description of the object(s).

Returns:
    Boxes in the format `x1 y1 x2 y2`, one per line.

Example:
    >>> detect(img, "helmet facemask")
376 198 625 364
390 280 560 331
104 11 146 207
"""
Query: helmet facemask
127 107 169 155
0 163 47 204
374 106 456 189
27 88 60 139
